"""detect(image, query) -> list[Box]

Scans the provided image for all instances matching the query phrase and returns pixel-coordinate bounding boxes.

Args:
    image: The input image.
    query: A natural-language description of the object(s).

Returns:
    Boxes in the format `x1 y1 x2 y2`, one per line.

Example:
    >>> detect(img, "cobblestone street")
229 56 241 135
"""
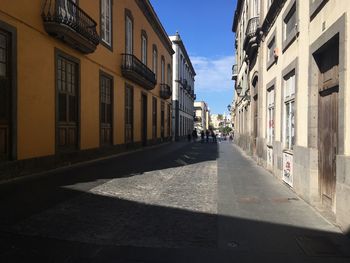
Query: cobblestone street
0 141 350 262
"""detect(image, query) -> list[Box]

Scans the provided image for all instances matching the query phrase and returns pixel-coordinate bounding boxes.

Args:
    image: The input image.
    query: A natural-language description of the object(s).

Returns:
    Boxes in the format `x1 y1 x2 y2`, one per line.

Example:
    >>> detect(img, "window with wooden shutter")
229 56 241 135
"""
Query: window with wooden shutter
56 54 79 151
125 85 133 144
100 73 113 146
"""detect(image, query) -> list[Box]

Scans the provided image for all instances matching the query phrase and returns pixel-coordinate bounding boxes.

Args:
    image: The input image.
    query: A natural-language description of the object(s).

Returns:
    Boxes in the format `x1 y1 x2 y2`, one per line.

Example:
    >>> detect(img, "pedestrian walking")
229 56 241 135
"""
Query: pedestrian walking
192 129 197 142
200 130 205 143
205 129 210 143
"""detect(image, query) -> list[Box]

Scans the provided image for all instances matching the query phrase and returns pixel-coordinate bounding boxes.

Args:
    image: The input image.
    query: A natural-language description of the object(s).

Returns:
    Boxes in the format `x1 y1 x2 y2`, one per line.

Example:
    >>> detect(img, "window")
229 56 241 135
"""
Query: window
125 12 133 54
56 54 79 150
267 36 276 69
141 31 147 65
283 71 295 150
125 85 133 144
152 45 157 77
100 73 113 146
161 56 165 84
310 0 328 18
167 64 171 86
101 0 112 47
152 97 157 139
283 2 297 51
267 87 275 145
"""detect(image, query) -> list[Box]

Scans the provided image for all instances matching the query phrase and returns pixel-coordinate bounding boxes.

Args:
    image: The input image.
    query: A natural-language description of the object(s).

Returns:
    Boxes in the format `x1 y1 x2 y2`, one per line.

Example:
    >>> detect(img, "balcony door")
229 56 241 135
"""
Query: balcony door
125 14 133 55
56 53 79 152
0 29 11 160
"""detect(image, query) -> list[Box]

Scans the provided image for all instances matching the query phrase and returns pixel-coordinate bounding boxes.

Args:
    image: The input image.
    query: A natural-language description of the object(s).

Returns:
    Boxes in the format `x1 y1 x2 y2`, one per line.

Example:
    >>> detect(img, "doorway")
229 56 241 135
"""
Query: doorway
141 93 147 146
0 29 11 160
315 35 339 209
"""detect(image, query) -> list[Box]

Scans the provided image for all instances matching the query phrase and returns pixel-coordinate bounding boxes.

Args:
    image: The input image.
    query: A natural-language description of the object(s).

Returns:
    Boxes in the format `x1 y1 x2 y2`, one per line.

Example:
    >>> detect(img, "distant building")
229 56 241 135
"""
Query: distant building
194 101 209 132
169 32 196 140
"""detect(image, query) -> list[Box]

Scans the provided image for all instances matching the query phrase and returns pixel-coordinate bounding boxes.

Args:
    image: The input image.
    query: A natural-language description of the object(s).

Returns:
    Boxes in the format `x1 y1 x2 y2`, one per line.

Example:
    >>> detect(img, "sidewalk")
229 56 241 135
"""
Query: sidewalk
217 142 350 262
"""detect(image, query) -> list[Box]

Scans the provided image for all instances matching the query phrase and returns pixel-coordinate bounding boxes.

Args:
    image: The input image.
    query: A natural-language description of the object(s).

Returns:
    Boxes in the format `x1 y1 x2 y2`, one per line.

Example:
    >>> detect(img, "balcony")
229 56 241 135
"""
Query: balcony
243 16 260 60
121 54 157 90
232 64 238 80
42 0 100 54
160 84 172 100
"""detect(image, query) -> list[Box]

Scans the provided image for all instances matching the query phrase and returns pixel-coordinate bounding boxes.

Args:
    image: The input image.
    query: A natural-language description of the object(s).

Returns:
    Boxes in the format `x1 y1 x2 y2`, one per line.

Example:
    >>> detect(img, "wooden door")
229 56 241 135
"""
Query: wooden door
317 38 339 208
57 55 79 151
319 88 338 206
0 30 10 160
100 74 113 146
141 93 147 146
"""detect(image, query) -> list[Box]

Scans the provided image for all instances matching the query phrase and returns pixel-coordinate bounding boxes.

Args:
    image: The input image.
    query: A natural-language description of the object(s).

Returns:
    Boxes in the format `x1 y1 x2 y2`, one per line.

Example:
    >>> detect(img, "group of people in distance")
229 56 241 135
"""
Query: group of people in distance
187 128 233 143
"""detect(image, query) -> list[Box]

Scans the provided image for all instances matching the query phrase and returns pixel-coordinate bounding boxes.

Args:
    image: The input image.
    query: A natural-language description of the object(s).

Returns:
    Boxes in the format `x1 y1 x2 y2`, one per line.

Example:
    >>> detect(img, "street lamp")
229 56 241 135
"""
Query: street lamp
227 104 231 112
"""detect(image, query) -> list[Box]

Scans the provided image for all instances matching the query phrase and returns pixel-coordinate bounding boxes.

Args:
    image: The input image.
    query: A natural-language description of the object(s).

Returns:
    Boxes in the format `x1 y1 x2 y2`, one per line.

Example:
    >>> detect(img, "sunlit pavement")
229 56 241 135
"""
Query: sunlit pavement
0 141 349 262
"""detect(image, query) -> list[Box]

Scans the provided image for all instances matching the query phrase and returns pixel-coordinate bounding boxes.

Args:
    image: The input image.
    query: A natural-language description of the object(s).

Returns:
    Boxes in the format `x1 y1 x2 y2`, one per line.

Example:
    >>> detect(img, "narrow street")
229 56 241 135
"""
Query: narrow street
0 141 349 262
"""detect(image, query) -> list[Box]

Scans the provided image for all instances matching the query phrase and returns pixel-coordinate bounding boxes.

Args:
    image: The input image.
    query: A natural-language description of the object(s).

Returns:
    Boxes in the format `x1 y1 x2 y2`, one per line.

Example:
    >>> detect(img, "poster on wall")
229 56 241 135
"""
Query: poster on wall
283 152 293 187
267 147 273 169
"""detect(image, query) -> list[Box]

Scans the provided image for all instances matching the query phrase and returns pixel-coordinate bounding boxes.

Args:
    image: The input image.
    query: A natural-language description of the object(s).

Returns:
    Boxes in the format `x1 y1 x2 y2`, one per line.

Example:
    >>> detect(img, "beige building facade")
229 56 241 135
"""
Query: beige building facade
232 0 350 232
194 101 209 132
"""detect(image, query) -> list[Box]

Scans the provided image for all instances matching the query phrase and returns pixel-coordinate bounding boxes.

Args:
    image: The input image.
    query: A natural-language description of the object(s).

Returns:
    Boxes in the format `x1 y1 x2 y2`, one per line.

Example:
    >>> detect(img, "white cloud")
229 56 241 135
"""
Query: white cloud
190 55 235 92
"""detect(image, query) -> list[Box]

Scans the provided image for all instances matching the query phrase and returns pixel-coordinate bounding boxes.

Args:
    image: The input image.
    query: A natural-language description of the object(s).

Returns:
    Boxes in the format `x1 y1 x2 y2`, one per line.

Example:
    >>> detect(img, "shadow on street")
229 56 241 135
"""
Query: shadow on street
0 141 349 262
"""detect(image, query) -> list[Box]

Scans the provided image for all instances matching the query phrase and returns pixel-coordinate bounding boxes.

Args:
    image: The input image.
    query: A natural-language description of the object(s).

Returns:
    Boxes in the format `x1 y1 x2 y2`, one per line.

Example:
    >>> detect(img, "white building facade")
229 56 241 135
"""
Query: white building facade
170 33 196 140
233 0 350 232
194 101 209 132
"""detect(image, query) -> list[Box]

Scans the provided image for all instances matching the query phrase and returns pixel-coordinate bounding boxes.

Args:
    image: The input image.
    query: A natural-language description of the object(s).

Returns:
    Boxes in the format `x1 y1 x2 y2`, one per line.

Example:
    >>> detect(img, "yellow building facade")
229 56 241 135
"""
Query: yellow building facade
0 0 173 177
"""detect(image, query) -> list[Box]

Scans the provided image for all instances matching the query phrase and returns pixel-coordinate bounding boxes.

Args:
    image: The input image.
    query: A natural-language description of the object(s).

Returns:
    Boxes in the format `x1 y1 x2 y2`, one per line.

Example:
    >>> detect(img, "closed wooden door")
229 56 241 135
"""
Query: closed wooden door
57 55 79 151
318 88 338 206
0 30 10 160
141 93 147 146
317 38 339 208
100 74 113 146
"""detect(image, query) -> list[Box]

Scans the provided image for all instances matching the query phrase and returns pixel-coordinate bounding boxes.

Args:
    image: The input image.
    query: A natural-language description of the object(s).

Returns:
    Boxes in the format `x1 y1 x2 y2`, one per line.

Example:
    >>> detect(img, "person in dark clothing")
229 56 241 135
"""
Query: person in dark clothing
200 130 205 143
205 129 210 143
211 130 217 143
192 129 197 141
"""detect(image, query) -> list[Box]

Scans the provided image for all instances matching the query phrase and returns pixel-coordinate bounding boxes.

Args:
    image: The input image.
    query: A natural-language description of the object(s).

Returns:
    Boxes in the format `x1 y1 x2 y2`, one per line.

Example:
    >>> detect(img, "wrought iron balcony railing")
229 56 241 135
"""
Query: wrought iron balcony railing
121 54 156 90
42 0 99 54
232 64 238 80
160 84 172 100
243 16 260 59
246 16 260 38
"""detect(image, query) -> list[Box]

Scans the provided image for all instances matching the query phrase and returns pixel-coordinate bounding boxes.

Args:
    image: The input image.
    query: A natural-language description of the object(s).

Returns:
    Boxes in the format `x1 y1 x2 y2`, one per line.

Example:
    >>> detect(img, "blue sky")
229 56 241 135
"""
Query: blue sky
150 0 237 114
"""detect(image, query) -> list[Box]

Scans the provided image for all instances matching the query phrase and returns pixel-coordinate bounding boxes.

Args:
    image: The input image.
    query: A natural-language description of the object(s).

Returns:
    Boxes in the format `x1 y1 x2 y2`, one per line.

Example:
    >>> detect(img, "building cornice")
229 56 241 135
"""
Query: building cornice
135 0 174 55
171 36 196 76
232 0 244 33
